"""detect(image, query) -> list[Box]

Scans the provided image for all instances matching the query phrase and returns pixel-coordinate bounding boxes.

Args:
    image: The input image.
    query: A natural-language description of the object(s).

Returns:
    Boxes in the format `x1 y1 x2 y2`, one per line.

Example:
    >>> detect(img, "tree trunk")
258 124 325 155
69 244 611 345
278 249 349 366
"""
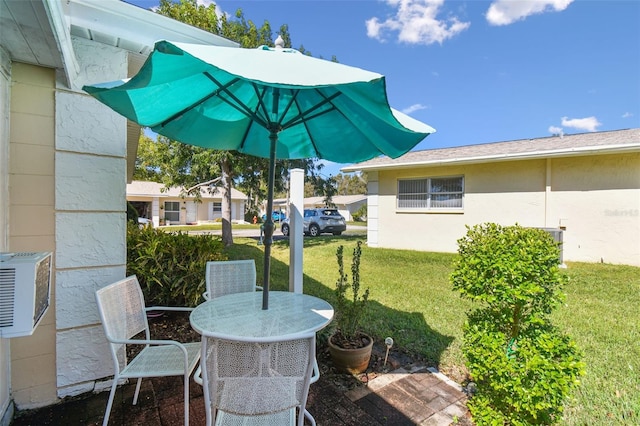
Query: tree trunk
220 159 234 246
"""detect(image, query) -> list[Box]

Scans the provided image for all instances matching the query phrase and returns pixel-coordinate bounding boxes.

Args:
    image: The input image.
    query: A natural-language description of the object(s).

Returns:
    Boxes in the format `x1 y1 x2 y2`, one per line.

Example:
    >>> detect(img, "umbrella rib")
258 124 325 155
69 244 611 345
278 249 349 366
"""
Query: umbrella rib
159 76 242 128
275 89 300 128
203 73 269 129
280 90 341 130
251 83 276 130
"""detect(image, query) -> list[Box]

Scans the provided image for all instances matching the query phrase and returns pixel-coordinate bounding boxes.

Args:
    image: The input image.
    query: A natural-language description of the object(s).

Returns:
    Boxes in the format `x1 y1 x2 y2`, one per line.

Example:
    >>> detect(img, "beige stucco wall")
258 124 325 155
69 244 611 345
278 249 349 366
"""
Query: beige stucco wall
548 153 640 265
375 160 547 253
371 153 640 266
8 63 58 408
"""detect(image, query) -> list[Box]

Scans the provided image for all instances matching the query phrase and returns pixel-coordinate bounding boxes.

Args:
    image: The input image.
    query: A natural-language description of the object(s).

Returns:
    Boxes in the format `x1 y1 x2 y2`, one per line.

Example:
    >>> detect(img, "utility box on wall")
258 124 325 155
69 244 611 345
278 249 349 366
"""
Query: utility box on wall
0 252 52 338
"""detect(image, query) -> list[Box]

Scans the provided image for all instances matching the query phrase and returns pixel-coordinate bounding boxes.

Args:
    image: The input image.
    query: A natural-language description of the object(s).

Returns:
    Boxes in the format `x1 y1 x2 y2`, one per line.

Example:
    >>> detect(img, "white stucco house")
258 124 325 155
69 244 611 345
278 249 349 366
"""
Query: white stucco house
127 180 248 226
343 128 640 267
0 0 237 422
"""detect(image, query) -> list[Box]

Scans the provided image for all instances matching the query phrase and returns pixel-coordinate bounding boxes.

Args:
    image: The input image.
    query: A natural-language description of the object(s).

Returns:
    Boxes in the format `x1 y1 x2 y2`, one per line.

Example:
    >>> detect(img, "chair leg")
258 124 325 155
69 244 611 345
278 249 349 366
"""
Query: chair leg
184 373 190 426
194 365 203 386
310 359 319 384
132 377 143 405
102 379 118 426
304 409 316 426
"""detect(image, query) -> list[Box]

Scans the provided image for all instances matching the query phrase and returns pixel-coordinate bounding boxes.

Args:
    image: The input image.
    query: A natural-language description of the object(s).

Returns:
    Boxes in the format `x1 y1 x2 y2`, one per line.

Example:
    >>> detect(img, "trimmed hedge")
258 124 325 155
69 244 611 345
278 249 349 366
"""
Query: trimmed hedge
452 223 584 425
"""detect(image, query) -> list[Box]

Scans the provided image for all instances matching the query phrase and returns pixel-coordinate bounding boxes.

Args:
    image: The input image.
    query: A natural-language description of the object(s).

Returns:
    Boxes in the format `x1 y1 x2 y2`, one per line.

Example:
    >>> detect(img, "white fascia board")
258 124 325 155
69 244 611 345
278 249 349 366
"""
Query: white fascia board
68 0 238 50
343 143 640 172
44 0 80 87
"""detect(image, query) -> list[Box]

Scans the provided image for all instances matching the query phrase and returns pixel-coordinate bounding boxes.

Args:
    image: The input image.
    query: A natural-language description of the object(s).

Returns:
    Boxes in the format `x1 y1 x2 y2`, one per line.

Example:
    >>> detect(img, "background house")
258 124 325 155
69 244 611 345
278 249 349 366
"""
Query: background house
343 128 640 267
0 0 236 421
127 180 248 226
268 194 367 222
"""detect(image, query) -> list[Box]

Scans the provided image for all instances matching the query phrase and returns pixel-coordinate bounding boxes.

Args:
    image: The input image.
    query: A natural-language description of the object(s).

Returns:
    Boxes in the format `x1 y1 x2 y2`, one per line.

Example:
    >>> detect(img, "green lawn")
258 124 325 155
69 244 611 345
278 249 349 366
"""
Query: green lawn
225 235 639 425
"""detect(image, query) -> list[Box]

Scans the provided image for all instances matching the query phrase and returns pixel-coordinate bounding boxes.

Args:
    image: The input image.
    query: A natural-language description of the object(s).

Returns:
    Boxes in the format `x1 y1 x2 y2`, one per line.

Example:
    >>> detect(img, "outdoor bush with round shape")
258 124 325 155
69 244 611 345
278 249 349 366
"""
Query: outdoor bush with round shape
451 223 584 425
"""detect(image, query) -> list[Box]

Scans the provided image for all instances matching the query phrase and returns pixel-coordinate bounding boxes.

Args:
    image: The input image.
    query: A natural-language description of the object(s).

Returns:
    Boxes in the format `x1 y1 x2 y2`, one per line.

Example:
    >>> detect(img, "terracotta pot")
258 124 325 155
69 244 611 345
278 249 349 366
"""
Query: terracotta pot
328 333 373 374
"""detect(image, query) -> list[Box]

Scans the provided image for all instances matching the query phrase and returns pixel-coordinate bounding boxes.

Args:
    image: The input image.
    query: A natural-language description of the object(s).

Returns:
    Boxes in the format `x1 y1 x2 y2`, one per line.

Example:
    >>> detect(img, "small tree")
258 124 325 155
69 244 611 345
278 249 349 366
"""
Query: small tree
451 223 584 425
333 241 370 347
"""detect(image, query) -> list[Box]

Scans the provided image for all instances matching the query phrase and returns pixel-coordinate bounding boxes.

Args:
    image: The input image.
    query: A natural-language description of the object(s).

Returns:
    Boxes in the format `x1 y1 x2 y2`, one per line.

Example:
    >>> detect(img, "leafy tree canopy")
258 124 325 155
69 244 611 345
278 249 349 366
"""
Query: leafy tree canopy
134 0 335 243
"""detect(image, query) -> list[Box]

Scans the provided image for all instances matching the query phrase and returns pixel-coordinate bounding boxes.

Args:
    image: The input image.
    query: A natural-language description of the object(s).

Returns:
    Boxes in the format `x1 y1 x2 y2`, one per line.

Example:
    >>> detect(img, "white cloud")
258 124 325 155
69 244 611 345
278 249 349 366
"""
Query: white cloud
366 0 470 45
548 126 563 135
560 116 602 132
486 0 574 26
402 103 428 114
622 112 634 118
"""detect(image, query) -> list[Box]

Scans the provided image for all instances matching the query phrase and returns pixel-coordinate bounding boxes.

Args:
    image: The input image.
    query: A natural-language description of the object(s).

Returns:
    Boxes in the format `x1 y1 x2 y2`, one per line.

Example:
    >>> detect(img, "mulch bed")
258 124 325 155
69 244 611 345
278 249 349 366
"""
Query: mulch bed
141 311 435 391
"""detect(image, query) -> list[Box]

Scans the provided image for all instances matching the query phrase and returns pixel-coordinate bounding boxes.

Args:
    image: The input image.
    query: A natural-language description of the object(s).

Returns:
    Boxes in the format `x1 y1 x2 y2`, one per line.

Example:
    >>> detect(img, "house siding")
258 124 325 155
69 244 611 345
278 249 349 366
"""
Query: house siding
372 152 639 266
3 39 131 410
0 44 11 426
8 63 58 408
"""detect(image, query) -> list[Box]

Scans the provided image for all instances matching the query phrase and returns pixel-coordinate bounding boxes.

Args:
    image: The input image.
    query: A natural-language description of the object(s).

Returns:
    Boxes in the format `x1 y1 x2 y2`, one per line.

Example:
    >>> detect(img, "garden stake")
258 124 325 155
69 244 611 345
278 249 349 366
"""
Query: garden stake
383 337 394 370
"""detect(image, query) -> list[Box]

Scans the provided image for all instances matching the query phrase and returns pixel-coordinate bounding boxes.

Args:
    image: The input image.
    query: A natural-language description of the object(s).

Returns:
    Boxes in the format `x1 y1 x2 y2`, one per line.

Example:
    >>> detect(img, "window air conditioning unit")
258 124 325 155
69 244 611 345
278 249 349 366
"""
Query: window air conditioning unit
0 252 52 338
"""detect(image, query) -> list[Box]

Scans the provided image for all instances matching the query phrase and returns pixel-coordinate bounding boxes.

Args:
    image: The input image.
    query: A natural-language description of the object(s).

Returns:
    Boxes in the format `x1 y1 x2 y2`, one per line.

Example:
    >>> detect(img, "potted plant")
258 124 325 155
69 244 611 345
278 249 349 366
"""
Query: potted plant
328 240 373 374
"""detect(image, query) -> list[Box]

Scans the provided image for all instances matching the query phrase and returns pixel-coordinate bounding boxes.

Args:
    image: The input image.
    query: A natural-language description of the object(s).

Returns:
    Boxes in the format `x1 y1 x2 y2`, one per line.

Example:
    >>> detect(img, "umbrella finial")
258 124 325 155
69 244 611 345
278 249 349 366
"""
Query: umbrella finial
275 35 284 49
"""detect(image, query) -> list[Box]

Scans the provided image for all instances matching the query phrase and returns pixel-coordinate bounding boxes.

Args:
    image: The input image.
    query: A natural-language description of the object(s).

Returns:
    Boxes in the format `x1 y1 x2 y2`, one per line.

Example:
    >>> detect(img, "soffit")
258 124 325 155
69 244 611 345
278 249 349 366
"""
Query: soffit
0 0 63 68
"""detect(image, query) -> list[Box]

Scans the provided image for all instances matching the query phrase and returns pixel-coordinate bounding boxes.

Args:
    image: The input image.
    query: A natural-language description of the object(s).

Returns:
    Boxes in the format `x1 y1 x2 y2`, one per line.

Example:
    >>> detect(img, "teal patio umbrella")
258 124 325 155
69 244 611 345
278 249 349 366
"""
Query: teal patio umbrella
84 39 435 309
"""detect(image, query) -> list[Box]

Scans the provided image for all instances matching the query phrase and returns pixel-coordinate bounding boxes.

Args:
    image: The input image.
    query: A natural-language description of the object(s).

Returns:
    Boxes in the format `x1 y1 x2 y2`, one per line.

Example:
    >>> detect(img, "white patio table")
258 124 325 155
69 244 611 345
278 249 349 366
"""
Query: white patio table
189 291 334 341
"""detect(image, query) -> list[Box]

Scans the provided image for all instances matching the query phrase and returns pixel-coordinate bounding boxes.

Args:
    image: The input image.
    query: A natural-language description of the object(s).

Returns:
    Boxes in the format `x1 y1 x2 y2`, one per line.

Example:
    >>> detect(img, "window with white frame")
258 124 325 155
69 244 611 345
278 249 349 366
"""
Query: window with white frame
164 201 180 222
397 176 464 210
212 202 222 214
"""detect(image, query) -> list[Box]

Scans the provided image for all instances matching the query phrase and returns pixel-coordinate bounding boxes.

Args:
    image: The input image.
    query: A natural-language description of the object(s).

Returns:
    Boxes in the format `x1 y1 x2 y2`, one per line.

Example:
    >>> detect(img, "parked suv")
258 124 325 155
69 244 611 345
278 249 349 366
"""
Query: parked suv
280 208 346 237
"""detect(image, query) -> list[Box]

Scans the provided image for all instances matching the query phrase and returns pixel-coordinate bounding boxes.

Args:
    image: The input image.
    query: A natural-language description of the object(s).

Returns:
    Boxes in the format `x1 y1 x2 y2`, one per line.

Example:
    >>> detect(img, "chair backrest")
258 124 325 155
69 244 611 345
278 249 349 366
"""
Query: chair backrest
205 259 257 300
95 276 149 370
201 333 315 421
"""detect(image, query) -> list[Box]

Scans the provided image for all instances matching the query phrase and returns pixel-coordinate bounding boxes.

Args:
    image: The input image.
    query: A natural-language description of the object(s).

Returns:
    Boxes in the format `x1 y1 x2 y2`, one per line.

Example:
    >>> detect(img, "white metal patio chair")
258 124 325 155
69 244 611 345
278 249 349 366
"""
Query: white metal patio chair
200 333 316 426
199 259 320 424
202 259 261 301
195 259 262 386
95 275 201 426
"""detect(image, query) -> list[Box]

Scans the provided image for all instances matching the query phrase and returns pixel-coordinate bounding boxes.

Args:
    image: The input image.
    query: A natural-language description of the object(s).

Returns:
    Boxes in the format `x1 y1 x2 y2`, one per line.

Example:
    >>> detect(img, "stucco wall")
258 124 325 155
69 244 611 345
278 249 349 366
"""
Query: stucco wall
372 153 640 266
548 153 640 265
8 63 58 409
53 37 128 399
376 160 547 253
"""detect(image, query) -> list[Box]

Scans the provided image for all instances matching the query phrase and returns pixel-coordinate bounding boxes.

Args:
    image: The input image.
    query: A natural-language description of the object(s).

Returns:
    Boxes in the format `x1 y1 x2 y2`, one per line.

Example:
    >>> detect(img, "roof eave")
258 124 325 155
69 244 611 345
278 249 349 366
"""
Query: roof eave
67 0 238 53
343 143 640 173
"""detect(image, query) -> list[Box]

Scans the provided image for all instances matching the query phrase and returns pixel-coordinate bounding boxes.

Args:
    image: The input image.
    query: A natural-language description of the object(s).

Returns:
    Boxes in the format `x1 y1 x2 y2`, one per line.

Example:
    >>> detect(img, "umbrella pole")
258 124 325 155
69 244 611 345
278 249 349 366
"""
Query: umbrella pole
262 131 278 310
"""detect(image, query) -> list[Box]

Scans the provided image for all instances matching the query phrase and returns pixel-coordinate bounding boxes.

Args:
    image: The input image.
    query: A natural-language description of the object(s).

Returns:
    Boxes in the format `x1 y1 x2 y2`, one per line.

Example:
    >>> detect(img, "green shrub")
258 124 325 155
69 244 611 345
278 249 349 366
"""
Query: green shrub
451 223 584 425
352 204 367 222
127 223 227 306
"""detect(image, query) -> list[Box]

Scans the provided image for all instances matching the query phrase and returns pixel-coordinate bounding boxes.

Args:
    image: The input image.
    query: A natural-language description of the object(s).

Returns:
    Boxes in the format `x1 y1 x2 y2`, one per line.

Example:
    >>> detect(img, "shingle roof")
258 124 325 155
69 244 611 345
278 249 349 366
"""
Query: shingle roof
342 128 640 172
127 180 246 200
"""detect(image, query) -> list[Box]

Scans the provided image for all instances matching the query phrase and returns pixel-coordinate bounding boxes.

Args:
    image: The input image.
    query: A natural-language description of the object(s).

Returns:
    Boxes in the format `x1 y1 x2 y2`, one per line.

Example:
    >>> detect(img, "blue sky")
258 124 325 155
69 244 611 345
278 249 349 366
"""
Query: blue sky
129 0 640 176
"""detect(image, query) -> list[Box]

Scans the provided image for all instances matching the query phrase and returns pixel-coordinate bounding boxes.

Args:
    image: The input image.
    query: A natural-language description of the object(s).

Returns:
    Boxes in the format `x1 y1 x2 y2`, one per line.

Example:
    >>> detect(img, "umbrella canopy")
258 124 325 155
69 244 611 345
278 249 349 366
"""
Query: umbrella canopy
84 39 435 309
